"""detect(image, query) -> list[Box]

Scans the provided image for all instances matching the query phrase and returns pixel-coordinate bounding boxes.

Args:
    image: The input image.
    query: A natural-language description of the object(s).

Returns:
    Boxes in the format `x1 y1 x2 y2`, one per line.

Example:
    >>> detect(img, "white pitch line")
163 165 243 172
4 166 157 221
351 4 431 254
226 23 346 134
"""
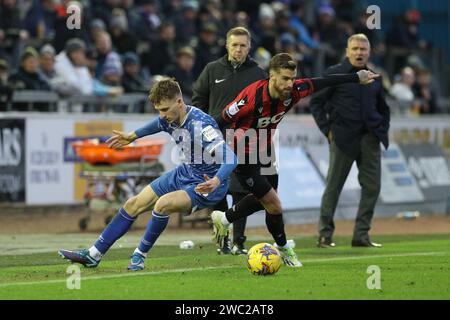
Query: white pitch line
0 265 230 288
0 250 449 289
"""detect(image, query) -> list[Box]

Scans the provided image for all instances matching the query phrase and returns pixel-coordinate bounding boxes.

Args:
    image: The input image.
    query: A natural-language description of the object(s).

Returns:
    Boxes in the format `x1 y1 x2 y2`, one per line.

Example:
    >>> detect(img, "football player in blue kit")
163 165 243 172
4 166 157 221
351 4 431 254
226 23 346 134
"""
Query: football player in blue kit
58 78 237 271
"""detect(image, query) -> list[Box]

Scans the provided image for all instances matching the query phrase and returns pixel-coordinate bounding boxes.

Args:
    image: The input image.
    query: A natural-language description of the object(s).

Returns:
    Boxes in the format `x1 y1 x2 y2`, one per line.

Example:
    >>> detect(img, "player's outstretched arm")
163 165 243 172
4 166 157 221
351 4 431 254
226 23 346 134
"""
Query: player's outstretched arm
107 130 137 149
107 117 163 149
308 70 379 92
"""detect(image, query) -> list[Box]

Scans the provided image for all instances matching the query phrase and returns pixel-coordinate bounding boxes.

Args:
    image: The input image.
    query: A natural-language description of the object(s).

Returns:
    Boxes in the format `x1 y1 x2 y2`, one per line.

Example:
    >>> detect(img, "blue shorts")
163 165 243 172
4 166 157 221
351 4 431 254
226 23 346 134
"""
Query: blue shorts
150 164 229 213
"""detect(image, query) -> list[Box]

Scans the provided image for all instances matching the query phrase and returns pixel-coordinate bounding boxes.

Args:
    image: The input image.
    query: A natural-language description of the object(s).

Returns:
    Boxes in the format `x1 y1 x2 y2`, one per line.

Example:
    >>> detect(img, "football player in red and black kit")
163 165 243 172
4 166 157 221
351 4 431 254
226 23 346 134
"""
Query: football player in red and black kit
210 53 378 267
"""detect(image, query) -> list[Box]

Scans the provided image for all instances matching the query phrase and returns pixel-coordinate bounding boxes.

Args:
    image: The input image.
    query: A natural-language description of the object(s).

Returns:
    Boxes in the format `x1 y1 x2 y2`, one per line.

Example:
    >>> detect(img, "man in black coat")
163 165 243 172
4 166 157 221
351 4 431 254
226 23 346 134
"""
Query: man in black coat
310 34 390 248
192 27 267 255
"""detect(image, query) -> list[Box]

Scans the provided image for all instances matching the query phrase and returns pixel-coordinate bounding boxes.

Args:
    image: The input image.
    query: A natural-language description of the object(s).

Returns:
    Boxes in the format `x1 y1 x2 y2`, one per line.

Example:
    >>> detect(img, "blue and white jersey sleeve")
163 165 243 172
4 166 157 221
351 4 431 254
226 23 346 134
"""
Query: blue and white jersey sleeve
196 115 237 182
134 117 167 138
215 141 238 183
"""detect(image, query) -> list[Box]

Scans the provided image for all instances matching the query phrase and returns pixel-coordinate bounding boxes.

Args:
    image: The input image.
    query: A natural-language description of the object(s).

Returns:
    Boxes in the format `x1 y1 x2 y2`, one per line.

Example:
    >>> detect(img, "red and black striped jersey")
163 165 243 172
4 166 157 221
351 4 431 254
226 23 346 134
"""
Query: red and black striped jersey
220 78 314 158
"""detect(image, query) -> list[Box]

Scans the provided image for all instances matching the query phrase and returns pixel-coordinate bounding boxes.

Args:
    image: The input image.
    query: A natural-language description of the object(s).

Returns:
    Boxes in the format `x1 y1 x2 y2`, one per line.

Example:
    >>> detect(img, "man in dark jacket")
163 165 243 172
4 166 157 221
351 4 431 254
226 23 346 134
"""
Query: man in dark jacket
192 27 267 255
310 34 390 248
165 46 196 102
9 47 51 91
122 52 149 94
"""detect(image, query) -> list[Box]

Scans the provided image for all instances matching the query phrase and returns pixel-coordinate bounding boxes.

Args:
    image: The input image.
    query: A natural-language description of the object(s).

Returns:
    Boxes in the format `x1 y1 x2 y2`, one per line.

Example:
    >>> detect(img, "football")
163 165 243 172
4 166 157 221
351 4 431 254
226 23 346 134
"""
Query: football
246 243 282 276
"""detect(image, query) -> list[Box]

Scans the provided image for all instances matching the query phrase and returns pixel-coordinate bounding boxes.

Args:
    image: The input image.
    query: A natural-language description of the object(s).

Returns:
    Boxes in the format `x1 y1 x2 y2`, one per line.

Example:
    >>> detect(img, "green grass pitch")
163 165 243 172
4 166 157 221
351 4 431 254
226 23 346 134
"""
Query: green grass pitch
0 234 449 300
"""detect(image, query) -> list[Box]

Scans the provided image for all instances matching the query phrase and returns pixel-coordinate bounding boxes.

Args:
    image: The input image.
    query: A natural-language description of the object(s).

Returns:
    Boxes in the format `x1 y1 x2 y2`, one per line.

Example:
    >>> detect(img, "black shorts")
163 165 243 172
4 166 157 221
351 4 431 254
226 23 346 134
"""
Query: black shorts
234 164 278 199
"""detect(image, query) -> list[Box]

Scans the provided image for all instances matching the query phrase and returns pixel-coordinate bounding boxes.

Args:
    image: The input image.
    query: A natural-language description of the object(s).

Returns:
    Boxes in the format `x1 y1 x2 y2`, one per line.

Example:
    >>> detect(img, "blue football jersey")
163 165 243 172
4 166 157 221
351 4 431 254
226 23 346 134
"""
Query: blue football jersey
157 105 230 179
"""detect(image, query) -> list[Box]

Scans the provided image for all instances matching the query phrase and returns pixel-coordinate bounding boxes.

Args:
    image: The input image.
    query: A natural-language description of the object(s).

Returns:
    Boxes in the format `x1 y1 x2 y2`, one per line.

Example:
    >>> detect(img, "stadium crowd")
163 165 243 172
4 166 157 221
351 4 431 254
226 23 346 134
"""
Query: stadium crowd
0 0 441 114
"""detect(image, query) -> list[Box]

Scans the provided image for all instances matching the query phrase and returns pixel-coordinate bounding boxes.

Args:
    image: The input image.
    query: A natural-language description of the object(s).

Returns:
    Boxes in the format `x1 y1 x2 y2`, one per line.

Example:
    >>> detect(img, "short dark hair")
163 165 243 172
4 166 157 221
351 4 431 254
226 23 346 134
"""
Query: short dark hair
269 53 297 72
226 27 251 43
149 78 181 105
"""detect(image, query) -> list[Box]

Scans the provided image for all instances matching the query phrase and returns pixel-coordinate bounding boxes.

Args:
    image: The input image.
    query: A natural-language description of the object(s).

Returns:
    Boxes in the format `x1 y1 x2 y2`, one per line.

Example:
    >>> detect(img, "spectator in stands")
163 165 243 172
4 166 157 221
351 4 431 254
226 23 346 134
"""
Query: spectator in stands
252 3 277 56
54 38 93 96
136 0 161 42
412 67 438 114
165 46 196 101
173 0 199 46
279 33 300 67
87 19 106 55
24 0 58 43
8 47 50 91
92 53 124 98
289 0 319 51
141 22 177 75
0 59 13 107
274 8 291 35
385 9 429 74
109 9 138 55
0 0 29 69
198 0 225 37
316 4 348 67
121 52 150 94
93 31 123 80
38 44 71 95
161 0 183 19
91 0 122 27
386 9 428 51
193 24 221 77
121 0 141 36
253 46 271 71
389 66 416 105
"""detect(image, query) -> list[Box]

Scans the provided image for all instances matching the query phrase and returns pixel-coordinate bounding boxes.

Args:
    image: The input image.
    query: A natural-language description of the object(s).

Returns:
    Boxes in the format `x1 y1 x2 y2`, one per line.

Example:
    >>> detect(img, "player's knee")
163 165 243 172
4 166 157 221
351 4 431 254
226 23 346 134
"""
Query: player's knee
123 196 142 217
263 200 282 215
154 196 174 214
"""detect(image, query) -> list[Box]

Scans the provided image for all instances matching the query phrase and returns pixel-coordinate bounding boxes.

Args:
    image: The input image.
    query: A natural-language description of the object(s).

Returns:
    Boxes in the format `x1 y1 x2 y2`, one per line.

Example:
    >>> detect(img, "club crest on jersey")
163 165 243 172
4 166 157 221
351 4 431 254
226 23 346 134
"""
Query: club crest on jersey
246 177 254 187
237 97 247 107
258 105 263 114
226 97 247 117
283 97 292 106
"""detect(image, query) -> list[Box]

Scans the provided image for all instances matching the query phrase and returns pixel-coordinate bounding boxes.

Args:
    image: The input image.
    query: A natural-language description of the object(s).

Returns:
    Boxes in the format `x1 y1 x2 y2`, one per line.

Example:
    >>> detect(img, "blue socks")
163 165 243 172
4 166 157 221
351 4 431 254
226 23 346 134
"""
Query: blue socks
93 207 136 255
136 210 169 256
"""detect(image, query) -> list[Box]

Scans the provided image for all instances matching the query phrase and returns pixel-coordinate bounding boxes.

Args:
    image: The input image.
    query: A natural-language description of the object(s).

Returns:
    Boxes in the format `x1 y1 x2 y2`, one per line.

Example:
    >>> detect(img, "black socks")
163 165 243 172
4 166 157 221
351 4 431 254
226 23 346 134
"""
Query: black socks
225 194 264 223
265 212 287 247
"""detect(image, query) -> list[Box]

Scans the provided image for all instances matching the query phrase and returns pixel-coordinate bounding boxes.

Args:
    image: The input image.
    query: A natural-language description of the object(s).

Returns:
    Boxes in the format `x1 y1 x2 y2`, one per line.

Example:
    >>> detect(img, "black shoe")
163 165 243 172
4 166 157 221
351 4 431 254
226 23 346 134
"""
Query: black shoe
317 236 336 248
231 243 248 255
217 235 232 255
351 239 382 248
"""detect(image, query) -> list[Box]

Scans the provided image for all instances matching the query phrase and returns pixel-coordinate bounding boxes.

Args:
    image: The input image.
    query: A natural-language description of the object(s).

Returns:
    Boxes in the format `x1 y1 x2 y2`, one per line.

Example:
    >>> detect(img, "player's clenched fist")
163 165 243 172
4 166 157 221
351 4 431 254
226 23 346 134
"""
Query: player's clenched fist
106 130 137 149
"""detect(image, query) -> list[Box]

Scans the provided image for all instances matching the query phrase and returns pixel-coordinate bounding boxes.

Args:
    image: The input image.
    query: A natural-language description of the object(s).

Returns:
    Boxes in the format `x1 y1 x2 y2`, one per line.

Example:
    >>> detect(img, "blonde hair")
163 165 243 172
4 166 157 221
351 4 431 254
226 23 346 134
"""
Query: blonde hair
347 33 370 48
148 78 181 105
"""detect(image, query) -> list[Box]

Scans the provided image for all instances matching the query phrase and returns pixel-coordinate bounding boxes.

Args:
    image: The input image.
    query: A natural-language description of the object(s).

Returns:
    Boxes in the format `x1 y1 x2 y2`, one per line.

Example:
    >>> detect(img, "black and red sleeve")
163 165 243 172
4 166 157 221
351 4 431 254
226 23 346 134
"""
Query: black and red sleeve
214 86 255 129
